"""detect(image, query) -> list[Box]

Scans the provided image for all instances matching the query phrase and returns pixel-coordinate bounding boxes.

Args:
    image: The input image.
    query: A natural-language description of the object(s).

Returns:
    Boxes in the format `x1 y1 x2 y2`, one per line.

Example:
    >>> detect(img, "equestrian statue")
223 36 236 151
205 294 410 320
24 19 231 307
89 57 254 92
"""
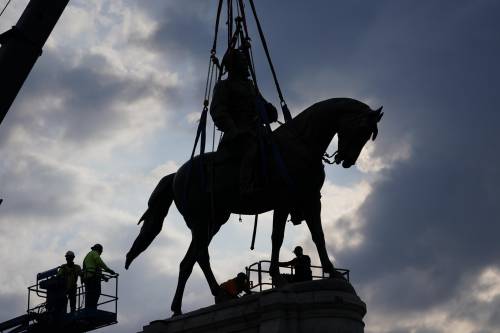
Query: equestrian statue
125 74 383 315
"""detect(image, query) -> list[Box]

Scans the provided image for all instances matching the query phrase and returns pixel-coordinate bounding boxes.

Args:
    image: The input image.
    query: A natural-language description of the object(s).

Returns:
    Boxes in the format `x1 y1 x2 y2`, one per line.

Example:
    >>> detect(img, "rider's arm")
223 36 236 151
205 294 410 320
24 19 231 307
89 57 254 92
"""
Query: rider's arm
210 81 237 135
258 93 278 123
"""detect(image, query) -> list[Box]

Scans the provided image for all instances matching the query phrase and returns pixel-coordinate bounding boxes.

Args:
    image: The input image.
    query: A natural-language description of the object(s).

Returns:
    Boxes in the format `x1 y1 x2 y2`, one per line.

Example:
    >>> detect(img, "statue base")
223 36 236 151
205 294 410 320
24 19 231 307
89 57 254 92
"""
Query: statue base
139 278 366 333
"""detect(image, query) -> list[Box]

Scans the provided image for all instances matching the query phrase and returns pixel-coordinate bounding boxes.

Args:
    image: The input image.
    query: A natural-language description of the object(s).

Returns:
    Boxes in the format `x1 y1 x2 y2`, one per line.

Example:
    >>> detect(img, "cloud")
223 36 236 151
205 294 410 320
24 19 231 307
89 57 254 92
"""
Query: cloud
2 1 500 333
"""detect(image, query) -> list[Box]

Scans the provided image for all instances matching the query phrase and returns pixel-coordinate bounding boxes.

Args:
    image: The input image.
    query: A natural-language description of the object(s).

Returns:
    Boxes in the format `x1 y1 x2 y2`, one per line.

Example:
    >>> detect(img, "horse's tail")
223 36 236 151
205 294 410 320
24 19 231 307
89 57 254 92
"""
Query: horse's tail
125 173 176 269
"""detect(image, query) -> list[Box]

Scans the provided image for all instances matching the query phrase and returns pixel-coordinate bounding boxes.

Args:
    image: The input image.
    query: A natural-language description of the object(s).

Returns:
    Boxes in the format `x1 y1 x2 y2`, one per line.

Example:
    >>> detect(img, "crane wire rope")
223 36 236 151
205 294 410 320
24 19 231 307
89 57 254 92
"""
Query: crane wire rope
0 0 13 18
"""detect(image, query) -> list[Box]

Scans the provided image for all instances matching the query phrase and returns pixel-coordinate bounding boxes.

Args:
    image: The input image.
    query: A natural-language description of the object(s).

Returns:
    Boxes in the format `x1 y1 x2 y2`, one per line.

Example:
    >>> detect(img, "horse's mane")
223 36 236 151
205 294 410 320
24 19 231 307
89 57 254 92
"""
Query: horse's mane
274 97 370 137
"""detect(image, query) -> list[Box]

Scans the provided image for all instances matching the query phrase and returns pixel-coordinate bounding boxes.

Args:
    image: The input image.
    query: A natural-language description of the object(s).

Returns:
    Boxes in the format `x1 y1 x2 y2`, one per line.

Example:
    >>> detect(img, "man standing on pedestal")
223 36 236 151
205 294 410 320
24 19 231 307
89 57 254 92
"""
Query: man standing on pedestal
279 246 312 282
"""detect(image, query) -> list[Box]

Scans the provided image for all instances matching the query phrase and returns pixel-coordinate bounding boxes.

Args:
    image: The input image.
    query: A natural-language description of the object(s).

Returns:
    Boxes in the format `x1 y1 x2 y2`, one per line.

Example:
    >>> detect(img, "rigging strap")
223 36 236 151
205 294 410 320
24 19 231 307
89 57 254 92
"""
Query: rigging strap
247 0 292 123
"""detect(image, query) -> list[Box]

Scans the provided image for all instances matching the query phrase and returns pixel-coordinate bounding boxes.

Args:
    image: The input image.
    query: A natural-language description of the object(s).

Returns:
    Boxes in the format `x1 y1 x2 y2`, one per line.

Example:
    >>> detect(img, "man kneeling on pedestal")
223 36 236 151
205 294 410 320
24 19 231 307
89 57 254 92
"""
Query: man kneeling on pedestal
215 272 251 303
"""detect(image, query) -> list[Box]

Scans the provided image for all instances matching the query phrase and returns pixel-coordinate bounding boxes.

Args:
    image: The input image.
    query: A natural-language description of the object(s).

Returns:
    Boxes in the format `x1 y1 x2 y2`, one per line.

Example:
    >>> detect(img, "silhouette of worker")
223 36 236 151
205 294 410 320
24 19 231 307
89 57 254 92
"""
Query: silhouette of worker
57 251 82 313
82 244 116 310
216 272 251 303
279 246 312 282
210 47 278 193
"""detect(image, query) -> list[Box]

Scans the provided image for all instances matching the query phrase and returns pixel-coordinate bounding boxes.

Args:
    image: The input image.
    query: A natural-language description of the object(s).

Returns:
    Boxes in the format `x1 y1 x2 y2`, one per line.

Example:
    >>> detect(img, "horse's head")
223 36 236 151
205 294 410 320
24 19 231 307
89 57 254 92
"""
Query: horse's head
334 106 383 168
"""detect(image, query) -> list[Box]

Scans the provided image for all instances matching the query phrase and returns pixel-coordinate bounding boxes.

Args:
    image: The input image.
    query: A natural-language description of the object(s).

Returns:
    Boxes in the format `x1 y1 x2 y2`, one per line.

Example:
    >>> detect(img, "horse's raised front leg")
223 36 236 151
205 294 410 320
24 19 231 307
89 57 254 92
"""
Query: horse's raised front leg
269 208 288 286
304 197 336 275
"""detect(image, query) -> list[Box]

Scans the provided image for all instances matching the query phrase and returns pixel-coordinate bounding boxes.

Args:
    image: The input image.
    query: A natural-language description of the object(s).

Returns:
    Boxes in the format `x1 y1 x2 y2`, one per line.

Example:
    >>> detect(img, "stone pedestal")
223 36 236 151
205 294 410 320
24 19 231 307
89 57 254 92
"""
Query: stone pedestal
140 278 366 333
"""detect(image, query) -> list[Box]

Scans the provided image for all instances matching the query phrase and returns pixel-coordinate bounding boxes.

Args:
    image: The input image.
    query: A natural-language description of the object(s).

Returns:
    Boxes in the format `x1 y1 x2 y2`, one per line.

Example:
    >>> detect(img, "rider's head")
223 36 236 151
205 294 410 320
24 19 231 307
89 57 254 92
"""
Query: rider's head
293 246 303 256
222 48 250 79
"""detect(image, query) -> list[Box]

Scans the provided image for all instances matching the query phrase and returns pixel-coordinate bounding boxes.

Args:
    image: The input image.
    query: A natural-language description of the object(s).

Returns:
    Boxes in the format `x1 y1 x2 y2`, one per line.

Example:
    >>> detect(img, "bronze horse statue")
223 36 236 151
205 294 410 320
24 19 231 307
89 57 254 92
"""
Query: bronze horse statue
125 97 383 315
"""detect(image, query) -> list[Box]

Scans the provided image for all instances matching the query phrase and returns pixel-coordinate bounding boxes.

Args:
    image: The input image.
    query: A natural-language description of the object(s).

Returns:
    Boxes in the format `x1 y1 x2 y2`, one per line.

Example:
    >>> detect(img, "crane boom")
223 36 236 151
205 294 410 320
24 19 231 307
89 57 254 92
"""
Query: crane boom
0 0 70 127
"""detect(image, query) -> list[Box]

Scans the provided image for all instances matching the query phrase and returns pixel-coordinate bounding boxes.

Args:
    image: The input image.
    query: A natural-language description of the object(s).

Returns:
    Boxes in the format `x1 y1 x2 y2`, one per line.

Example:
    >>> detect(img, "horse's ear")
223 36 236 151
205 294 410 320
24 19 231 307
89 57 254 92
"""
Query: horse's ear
371 126 378 141
370 106 383 140
375 106 383 122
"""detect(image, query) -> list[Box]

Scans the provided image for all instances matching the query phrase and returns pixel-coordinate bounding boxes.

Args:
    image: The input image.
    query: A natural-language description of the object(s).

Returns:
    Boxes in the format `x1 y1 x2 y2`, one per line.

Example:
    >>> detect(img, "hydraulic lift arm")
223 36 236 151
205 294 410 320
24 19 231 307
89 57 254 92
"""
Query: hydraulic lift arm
0 0 70 127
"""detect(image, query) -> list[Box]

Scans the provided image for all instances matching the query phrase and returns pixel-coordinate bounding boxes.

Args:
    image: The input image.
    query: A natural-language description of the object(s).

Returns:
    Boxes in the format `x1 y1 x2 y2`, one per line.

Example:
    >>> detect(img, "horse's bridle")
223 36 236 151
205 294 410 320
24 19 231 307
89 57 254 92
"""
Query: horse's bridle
322 150 338 165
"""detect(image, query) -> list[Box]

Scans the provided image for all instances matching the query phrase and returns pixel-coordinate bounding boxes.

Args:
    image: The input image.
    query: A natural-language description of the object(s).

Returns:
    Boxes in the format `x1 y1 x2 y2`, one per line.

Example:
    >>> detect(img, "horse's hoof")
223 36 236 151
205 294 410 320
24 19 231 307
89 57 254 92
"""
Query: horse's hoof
171 311 182 318
125 252 134 270
329 269 347 280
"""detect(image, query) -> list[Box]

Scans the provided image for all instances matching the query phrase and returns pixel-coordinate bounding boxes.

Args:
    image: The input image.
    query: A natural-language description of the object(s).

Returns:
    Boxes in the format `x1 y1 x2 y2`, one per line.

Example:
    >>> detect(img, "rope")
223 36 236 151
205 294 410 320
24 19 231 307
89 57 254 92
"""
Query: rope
0 0 13 18
212 0 224 53
247 0 292 122
227 0 233 46
236 0 257 85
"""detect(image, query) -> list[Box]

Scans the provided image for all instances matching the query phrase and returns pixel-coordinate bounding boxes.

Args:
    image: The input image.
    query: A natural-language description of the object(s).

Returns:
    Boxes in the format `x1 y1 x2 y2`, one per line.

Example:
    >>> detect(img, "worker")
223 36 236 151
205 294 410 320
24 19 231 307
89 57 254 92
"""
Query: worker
279 246 312 282
210 47 278 194
82 244 116 310
216 272 251 303
57 250 82 313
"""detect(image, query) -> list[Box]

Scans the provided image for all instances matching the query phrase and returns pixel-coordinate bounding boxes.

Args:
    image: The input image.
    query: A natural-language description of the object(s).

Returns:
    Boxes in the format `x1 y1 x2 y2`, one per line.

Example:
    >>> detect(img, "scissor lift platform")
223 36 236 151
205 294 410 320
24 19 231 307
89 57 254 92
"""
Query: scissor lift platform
0 267 118 333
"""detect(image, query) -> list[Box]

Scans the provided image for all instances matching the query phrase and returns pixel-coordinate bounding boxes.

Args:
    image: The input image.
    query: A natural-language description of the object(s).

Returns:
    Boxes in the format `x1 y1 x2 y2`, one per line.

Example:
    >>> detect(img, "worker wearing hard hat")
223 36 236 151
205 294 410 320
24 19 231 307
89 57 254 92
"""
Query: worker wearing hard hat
279 246 312 282
57 250 82 313
82 244 116 310
216 272 251 303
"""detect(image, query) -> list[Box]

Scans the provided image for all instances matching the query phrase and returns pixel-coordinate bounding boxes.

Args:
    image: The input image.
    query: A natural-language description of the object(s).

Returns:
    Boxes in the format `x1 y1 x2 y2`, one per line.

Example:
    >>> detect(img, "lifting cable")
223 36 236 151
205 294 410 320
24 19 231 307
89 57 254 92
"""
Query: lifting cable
247 0 292 122
187 0 294 247
0 0 13 18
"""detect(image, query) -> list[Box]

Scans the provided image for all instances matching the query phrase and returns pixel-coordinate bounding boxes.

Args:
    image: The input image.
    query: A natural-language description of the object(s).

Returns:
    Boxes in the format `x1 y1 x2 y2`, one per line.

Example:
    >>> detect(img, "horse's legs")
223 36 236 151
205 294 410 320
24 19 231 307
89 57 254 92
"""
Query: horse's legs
171 220 219 316
171 240 196 316
269 208 289 284
197 223 222 297
304 198 336 274
197 248 220 296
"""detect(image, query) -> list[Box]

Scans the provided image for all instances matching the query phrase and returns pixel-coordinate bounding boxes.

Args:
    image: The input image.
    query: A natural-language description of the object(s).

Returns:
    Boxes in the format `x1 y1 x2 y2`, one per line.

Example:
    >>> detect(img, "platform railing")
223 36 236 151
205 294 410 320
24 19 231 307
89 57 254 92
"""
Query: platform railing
246 260 349 292
28 271 118 313
24 269 118 332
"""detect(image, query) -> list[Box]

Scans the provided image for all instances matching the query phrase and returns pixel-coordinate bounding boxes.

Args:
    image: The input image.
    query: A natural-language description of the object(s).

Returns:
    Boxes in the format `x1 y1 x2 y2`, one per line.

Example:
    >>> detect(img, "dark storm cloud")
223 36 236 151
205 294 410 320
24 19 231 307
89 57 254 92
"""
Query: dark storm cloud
93 0 500 326
137 0 500 322
1 1 500 331
1 47 176 149
311 0 500 321
148 3 213 61
130 0 218 127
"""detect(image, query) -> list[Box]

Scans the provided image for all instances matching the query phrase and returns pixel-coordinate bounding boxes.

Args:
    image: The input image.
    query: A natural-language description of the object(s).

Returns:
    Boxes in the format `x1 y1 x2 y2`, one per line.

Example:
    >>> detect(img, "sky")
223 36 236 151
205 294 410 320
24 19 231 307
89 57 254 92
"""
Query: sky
1 0 499 332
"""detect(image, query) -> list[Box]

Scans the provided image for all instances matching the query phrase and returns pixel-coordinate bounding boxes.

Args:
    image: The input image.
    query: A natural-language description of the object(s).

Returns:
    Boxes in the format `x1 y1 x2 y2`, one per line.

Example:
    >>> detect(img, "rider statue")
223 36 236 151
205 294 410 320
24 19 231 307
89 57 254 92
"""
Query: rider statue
210 47 278 194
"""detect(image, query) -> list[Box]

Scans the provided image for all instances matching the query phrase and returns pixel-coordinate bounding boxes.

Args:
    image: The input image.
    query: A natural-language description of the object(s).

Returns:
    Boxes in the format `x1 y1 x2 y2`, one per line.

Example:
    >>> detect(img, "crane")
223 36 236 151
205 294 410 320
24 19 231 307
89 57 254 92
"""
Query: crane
0 0 70 127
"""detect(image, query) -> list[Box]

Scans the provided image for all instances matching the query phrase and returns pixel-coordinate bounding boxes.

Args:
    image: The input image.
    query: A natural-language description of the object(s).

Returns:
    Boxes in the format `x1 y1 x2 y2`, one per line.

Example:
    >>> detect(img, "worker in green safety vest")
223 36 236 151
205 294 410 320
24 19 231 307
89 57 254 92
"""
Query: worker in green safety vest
82 244 116 310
